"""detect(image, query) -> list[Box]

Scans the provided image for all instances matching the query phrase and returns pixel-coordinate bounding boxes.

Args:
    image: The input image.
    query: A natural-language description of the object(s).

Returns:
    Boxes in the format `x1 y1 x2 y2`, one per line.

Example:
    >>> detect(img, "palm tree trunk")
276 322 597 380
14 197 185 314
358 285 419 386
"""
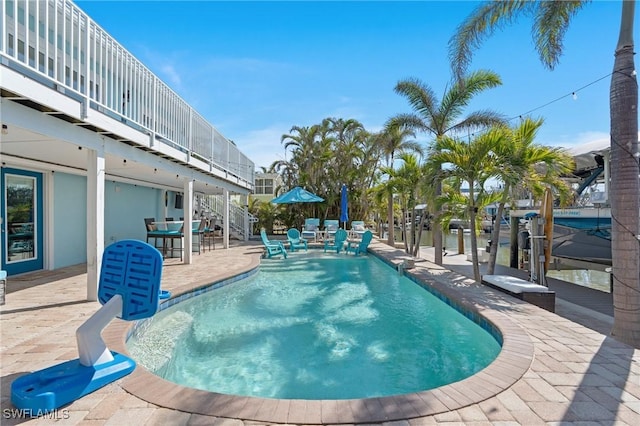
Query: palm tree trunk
413 213 429 257
434 181 444 265
409 207 417 255
401 207 409 253
468 185 481 282
610 0 640 348
487 187 511 275
387 192 395 246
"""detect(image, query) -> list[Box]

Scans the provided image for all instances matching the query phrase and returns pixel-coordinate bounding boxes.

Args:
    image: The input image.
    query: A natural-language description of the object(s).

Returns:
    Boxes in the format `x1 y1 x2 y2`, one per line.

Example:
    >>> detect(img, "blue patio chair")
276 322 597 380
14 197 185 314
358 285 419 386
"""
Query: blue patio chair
346 230 373 256
287 228 308 252
324 229 348 254
324 219 339 239
260 229 288 259
301 218 320 241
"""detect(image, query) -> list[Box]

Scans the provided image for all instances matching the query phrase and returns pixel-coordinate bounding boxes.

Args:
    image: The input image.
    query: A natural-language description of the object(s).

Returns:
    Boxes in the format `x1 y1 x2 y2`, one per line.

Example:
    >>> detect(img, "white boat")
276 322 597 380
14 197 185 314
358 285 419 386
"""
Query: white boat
512 140 613 266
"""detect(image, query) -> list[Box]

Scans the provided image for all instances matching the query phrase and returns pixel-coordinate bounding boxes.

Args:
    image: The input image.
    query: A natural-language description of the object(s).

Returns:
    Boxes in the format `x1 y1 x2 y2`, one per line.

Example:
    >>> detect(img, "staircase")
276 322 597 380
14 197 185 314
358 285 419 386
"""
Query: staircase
196 194 258 241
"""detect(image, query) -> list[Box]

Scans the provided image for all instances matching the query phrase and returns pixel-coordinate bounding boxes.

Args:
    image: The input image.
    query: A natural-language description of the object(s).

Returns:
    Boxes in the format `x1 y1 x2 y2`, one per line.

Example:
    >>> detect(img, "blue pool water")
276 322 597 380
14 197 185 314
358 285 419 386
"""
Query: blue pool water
127 252 501 400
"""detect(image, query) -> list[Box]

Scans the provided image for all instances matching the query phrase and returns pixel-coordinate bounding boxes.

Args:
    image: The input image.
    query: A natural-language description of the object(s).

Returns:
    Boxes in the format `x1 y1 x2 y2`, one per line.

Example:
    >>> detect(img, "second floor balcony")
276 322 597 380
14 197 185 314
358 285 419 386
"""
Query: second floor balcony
1 0 254 193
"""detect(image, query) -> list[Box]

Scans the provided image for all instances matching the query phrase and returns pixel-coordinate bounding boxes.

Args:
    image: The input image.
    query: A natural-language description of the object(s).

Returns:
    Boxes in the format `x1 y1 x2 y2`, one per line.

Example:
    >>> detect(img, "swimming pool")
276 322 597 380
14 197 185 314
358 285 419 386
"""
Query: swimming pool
127 252 501 400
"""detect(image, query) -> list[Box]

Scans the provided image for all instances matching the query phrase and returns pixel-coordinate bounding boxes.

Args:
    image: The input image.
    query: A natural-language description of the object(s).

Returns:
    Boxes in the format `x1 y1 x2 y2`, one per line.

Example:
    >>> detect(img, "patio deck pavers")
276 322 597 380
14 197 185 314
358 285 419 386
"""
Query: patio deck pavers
1 239 639 425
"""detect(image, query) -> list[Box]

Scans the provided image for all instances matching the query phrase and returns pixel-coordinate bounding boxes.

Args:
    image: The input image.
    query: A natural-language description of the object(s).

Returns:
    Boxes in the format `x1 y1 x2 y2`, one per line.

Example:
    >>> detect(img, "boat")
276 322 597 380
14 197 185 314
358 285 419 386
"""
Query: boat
512 140 612 268
551 225 611 266
449 218 471 229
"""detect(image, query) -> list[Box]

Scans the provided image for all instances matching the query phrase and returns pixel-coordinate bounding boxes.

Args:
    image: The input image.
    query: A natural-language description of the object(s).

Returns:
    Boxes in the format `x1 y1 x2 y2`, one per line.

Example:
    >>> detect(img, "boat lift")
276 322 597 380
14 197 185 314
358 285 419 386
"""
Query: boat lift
522 212 548 287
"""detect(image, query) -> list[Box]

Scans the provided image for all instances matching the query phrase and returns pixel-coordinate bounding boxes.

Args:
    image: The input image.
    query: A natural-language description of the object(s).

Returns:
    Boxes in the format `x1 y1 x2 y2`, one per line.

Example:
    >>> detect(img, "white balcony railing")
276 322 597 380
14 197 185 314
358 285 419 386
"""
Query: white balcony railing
0 0 254 186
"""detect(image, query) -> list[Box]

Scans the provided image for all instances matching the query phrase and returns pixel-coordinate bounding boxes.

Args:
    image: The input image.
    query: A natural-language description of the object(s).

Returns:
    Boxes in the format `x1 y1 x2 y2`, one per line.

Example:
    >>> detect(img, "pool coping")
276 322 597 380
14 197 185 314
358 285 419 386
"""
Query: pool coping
103 243 534 424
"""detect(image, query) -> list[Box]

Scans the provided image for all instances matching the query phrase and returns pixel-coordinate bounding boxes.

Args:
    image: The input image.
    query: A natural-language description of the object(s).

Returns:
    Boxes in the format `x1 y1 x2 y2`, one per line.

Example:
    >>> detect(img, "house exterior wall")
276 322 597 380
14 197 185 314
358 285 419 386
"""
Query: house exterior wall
52 172 86 268
252 173 282 203
49 171 195 269
1 0 257 279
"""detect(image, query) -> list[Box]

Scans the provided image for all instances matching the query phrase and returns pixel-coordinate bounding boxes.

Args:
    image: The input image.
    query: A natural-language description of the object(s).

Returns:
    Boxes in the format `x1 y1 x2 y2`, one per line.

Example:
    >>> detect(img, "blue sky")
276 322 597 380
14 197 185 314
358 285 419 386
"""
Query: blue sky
76 1 633 170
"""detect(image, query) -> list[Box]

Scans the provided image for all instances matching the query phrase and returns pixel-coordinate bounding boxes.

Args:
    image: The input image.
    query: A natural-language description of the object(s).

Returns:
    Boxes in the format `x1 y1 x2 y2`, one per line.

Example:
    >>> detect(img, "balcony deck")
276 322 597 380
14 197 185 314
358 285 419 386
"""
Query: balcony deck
1 0 253 195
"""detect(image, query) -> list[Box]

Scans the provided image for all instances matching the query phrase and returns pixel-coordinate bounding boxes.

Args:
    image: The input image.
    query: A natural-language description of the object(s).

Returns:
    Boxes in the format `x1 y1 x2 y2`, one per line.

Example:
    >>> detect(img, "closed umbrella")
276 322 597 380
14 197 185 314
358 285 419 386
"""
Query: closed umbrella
271 186 324 204
340 184 348 229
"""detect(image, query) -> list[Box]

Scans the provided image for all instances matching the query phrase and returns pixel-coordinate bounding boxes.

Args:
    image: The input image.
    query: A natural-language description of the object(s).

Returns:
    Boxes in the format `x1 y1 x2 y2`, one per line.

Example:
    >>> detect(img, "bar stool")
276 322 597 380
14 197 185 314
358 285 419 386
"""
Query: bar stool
203 218 216 251
1 270 7 305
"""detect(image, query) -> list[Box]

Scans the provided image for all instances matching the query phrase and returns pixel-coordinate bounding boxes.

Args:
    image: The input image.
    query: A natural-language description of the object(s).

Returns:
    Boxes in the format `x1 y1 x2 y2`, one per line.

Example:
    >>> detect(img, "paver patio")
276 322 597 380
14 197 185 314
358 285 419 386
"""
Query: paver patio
1 239 639 425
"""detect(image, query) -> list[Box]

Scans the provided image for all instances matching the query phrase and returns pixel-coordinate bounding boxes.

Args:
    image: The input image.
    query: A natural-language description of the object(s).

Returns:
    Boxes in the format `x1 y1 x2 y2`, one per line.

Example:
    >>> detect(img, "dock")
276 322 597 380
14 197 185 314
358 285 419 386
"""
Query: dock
418 246 614 332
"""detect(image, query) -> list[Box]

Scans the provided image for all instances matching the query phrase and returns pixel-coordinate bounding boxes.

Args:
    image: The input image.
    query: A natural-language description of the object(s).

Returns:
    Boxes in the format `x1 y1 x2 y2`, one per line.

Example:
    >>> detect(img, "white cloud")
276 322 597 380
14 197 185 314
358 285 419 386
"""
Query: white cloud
234 124 291 171
160 64 182 89
539 130 610 149
566 131 610 147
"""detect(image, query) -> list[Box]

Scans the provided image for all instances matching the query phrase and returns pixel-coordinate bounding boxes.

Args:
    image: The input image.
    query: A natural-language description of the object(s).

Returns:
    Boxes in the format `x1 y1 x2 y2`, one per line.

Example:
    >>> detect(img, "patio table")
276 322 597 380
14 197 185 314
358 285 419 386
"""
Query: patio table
316 230 328 241
153 220 184 232
152 221 184 258
152 221 202 259
347 230 362 240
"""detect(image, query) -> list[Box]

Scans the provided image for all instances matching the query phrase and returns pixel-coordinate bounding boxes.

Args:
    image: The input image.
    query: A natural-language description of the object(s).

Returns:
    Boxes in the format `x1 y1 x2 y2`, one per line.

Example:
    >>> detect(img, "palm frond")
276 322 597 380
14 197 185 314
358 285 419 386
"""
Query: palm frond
449 0 535 80
394 78 439 122
535 0 590 69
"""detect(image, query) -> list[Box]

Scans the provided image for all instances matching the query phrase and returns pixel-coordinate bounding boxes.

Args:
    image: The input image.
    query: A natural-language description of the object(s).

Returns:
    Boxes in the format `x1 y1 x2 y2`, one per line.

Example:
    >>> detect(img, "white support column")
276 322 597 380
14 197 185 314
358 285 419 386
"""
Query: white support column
87 147 105 301
244 205 250 242
223 188 230 249
162 189 168 220
183 179 193 264
45 171 55 270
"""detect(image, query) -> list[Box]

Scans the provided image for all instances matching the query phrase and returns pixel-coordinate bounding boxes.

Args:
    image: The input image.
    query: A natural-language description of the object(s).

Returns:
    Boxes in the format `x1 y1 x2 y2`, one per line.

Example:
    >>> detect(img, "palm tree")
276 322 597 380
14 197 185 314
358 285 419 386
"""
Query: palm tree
426 131 501 282
280 124 326 192
277 117 382 226
390 70 506 266
323 117 368 216
380 153 423 255
376 123 422 246
353 132 389 224
487 117 574 275
450 0 640 348
396 153 425 255
254 200 281 235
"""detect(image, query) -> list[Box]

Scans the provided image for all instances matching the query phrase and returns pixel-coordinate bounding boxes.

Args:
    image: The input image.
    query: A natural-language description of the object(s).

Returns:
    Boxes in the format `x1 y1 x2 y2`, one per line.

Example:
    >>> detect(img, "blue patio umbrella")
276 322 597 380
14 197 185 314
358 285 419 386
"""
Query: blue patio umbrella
270 186 324 204
340 184 349 228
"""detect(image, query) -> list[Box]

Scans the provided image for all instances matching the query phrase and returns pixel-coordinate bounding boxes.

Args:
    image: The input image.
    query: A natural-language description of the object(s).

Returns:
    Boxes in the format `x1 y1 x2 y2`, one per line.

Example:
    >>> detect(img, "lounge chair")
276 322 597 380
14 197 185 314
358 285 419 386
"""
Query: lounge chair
301 218 320 241
350 220 367 238
346 230 373 255
260 229 288 258
324 229 348 253
324 219 339 239
287 228 308 252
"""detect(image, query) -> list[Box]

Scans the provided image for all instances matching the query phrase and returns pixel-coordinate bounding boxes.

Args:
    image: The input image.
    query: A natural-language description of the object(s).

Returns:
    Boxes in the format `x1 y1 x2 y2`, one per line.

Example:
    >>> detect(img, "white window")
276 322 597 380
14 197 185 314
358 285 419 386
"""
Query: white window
255 178 274 195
